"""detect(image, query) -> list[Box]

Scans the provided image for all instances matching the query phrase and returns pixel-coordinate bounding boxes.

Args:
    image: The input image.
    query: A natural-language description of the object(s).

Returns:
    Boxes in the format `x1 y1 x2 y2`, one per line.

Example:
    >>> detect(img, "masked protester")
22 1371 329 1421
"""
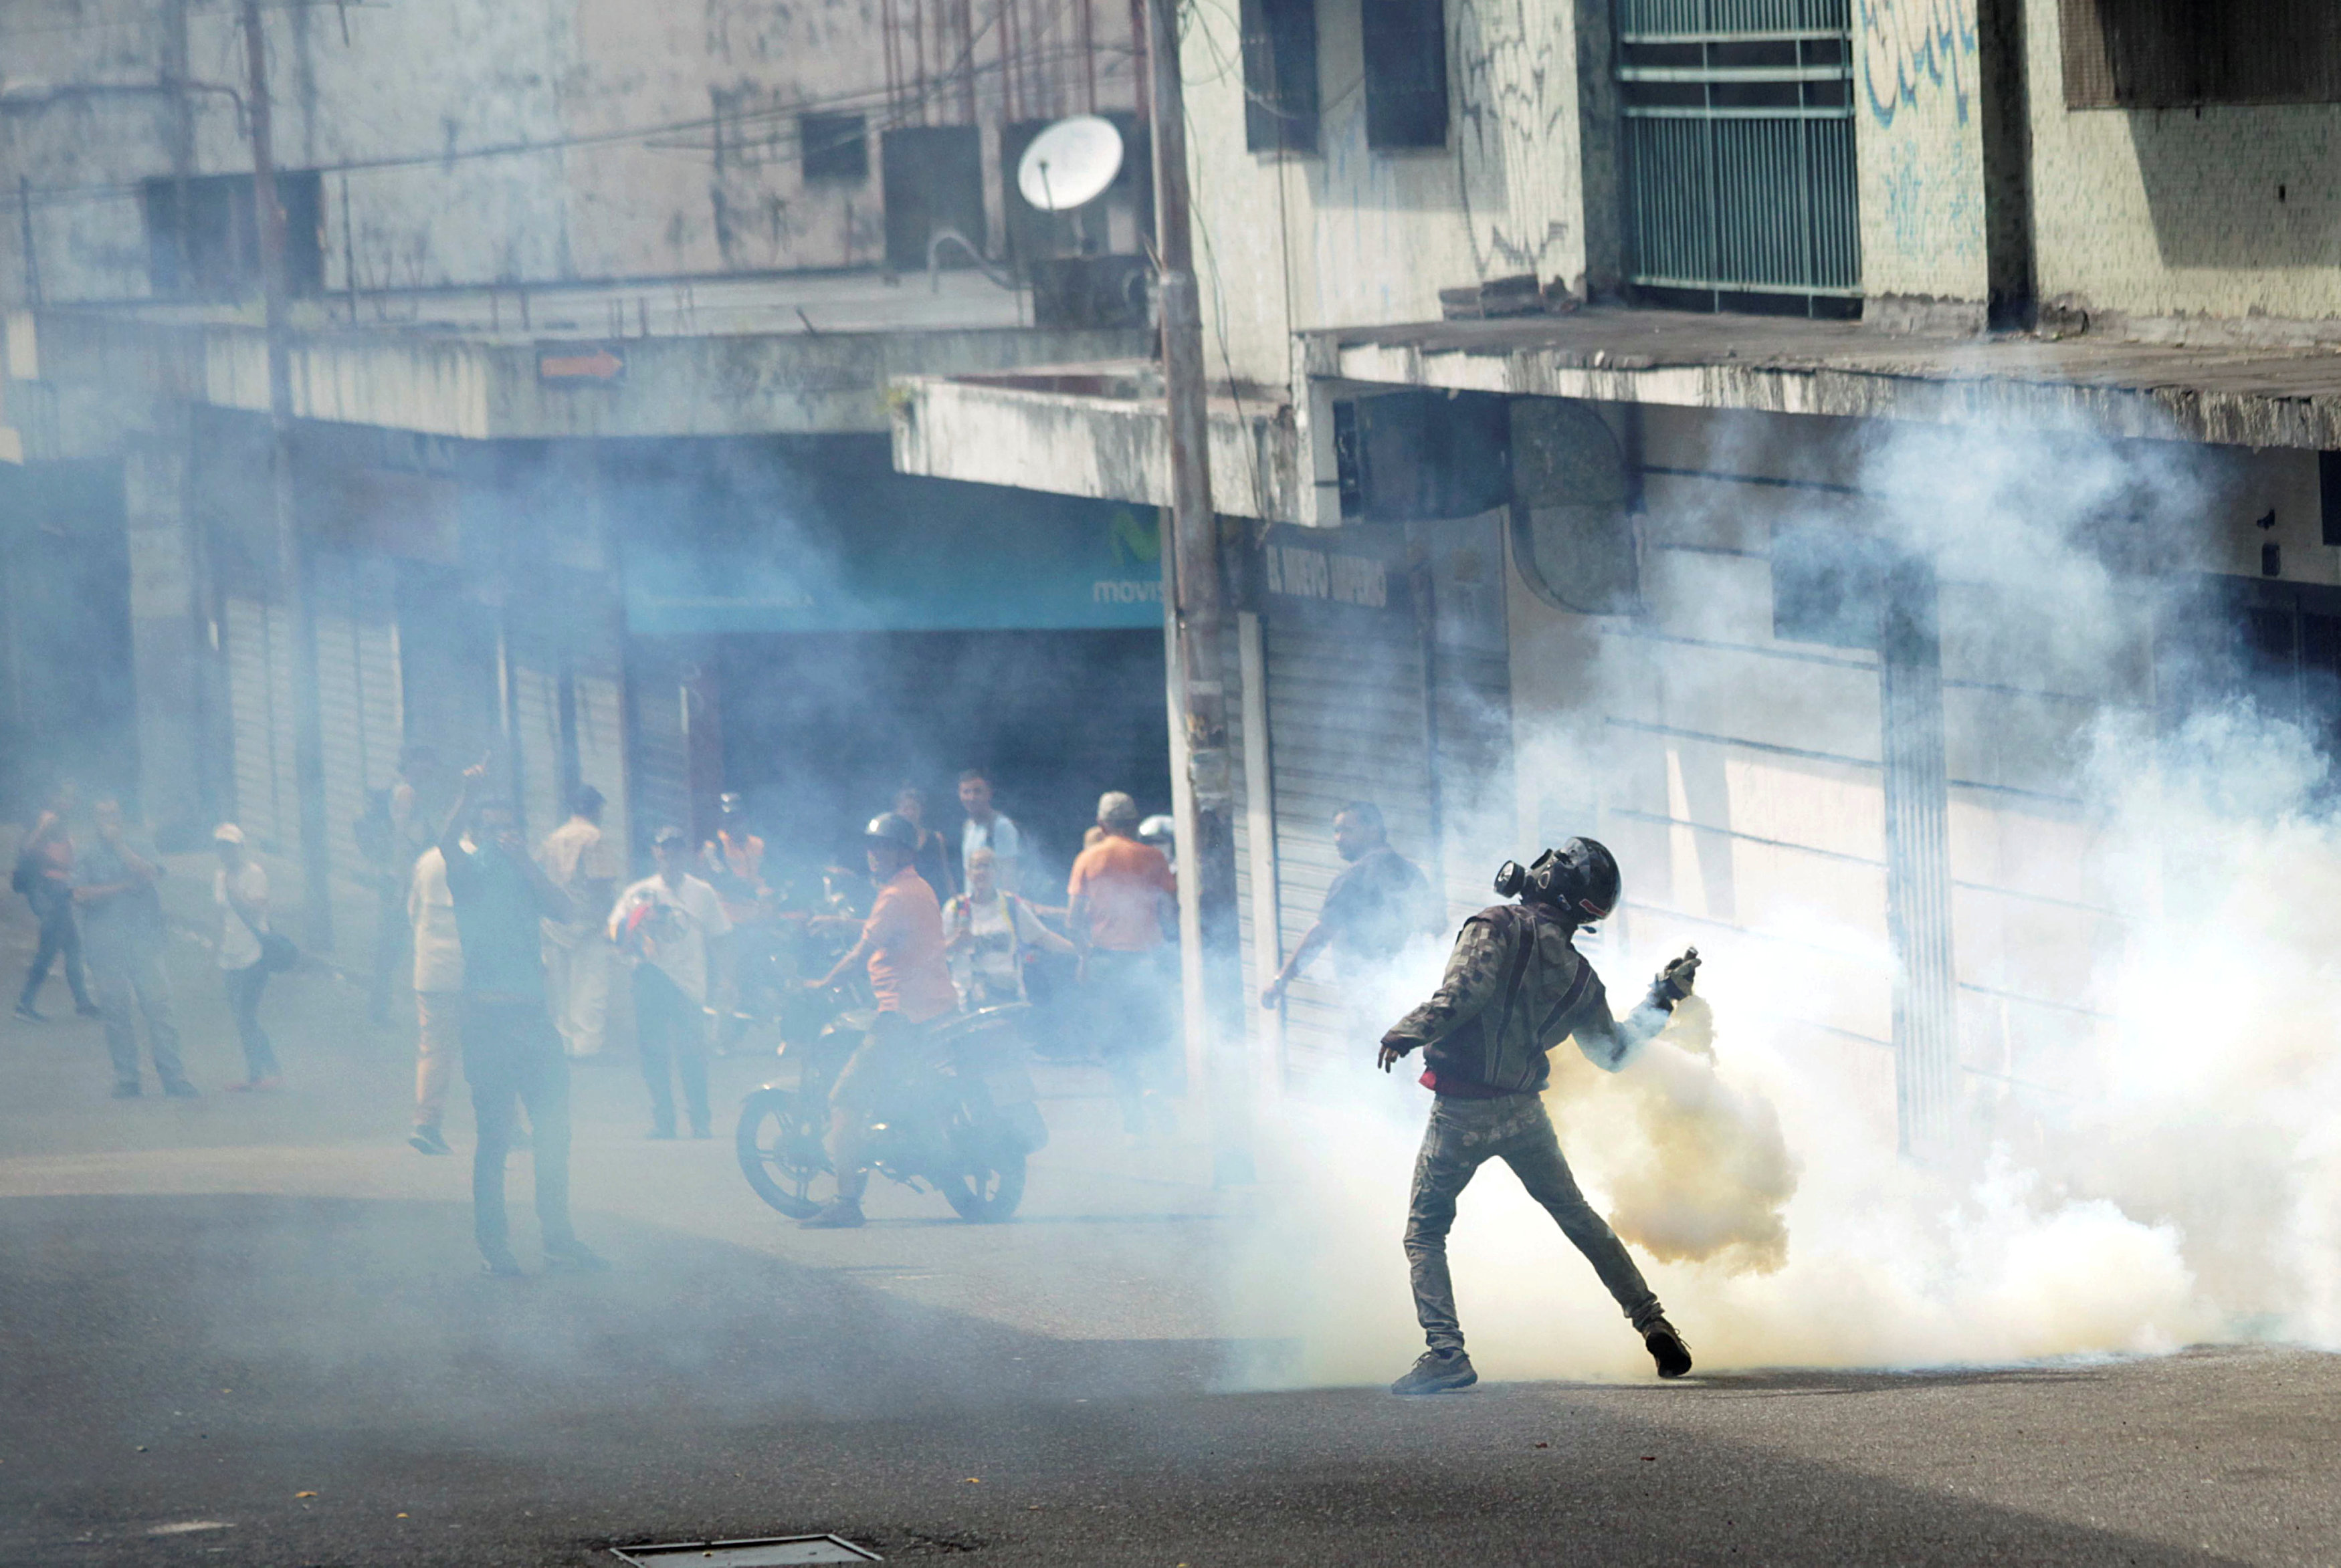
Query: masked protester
1377 837 1701 1394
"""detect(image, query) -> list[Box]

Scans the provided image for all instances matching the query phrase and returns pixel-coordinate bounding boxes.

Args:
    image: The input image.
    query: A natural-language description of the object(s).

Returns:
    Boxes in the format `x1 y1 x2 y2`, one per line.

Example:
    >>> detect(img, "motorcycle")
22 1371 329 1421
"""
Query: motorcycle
736 995 1045 1224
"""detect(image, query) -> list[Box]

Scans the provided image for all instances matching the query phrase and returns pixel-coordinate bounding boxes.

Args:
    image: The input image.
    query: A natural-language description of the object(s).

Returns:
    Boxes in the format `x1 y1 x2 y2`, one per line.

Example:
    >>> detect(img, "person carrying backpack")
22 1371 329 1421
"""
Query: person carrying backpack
15 781 98 1023
1376 837 1702 1395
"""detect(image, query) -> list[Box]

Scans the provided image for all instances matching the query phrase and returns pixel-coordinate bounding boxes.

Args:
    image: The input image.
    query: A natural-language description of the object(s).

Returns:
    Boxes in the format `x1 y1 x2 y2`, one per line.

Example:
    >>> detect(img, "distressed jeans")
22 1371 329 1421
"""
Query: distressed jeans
1404 1092 1665 1353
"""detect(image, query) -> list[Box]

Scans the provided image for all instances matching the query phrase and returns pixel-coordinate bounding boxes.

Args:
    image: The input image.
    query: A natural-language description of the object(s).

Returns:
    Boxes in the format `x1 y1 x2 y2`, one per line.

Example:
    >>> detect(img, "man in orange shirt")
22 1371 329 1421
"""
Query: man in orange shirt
801 810 958 1228
1067 790 1177 1136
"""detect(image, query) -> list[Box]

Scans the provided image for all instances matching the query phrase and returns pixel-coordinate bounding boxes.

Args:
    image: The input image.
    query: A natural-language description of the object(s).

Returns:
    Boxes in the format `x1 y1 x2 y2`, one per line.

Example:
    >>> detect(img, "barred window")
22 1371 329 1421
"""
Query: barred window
1615 0 1859 314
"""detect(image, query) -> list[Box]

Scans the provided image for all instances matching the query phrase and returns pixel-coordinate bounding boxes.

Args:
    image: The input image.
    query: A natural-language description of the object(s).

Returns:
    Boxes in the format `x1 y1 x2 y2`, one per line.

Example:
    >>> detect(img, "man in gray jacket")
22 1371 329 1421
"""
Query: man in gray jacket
1377 836 1700 1393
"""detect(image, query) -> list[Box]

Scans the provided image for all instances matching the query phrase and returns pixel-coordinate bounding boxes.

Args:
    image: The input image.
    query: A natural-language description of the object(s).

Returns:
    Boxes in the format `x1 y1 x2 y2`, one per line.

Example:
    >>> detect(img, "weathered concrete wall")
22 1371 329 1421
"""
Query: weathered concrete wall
1182 0 1597 390
2024 0 2341 328
1855 0 1990 313
891 374 1302 520
25 309 1150 439
0 0 1137 304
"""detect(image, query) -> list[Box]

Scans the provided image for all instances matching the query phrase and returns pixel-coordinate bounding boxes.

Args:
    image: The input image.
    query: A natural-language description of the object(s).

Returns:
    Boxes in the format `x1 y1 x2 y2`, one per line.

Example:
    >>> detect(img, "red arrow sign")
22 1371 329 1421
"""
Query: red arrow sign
538 344 625 382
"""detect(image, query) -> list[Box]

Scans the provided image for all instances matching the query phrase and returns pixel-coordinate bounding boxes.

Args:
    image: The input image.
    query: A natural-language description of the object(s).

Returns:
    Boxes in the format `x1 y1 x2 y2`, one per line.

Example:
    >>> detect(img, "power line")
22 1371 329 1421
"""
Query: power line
14 29 1137 211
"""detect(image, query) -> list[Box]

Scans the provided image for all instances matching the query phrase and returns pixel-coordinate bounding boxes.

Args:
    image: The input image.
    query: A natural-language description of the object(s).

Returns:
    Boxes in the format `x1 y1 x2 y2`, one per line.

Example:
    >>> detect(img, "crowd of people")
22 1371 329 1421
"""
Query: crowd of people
7 758 1186 1262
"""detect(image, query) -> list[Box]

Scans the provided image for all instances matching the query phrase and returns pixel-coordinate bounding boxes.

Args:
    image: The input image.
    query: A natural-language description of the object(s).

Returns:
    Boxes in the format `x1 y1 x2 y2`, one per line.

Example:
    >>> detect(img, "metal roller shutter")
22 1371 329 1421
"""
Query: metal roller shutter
312 552 403 893
504 600 567 849
223 594 298 851
626 636 720 860
1256 526 1435 1079
573 633 630 878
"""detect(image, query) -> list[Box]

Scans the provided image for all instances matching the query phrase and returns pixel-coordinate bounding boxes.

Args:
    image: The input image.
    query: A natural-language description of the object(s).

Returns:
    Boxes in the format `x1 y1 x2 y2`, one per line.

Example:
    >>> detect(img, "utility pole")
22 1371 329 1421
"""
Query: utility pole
1146 0 1251 1186
241 0 332 951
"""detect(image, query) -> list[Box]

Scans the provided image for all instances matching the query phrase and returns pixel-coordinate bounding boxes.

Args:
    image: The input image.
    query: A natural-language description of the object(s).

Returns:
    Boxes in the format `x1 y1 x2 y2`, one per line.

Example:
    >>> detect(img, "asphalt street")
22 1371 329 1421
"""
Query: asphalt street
3 887 2338 1567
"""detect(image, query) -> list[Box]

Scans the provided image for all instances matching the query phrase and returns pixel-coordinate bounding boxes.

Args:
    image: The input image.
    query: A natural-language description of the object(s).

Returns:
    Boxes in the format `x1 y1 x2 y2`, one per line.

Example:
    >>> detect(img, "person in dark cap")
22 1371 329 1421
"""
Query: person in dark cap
1377 837 1701 1394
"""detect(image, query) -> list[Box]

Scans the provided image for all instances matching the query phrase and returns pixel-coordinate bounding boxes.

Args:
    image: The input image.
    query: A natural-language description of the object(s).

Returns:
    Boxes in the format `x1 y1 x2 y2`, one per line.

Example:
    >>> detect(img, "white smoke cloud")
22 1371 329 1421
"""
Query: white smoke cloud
1220 413 2341 1386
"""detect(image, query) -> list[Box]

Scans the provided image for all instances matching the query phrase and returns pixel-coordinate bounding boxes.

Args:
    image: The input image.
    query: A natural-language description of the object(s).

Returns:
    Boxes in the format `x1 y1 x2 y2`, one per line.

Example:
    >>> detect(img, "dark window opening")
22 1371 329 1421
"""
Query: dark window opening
1241 0 1320 152
140 171 324 300
881 126 986 271
1362 0 1448 148
801 112 870 183
2060 0 2341 108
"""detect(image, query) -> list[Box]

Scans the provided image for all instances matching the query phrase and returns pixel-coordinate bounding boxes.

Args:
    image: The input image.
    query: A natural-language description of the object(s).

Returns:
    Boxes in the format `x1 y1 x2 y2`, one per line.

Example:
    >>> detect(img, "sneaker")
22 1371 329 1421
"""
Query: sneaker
480 1248 524 1278
799 1198 866 1230
409 1125 452 1156
110 1082 142 1099
1645 1320 1694 1379
1391 1347 1478 1395
245 1076 282 1093
162 1081 200 1099
13 1003 43 1024
543 1240 609 1272
690 1125 713 1141
75 1002 103 1019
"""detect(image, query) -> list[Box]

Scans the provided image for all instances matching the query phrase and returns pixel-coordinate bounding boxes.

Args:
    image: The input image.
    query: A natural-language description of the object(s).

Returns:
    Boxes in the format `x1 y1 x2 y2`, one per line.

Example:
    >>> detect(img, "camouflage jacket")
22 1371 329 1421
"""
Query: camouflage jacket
1382 902 1673 1097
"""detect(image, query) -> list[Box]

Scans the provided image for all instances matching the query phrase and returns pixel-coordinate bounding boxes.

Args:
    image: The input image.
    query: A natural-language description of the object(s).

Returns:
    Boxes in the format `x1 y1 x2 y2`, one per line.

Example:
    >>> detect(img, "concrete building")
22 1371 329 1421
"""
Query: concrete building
894 0 2341 1151
0 0 1166 956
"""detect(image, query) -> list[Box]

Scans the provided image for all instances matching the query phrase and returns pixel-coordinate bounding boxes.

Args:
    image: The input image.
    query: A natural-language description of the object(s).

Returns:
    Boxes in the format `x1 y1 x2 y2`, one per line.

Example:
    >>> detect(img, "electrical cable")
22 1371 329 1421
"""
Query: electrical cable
14 39 1135 213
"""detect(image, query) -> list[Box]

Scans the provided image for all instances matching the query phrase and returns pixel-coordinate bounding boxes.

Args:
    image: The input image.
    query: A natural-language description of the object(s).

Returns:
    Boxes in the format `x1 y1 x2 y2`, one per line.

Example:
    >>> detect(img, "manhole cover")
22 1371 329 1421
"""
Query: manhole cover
611 1537 880 1566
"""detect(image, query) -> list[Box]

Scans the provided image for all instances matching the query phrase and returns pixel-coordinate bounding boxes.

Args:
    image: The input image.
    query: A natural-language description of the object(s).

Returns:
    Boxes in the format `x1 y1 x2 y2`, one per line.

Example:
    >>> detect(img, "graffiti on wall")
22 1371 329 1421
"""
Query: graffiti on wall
1450 0 1574 279
1859 0 1979 126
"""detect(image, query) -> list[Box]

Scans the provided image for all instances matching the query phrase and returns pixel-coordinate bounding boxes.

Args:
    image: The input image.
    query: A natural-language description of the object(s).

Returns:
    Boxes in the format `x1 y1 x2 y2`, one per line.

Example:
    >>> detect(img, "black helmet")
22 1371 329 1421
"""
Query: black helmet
1494 836 1620 923
863 812 920 853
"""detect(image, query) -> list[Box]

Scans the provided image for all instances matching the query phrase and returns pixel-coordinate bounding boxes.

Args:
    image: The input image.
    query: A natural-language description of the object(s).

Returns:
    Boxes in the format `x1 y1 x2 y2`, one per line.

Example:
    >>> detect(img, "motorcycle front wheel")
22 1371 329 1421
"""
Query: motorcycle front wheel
938 1152 1027 1224
736 1087 827 1219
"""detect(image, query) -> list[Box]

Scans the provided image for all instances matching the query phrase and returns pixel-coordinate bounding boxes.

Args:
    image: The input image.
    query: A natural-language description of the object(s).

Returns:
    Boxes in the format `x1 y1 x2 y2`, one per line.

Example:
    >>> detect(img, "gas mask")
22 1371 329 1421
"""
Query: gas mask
1492 836 1621 924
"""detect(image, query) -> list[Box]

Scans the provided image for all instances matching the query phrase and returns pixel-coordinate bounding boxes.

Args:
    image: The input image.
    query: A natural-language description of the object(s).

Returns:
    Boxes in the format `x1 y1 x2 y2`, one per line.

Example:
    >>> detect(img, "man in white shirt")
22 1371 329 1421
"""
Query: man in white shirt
406 840 464 1155
212 824 280 1091
537 786 621 1062
957 769 1023 896
608 824 731 1139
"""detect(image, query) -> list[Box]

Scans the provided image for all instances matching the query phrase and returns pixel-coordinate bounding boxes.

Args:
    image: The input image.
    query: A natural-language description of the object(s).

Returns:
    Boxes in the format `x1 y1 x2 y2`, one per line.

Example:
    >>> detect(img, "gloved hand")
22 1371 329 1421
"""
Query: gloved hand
1649 947 1700 1006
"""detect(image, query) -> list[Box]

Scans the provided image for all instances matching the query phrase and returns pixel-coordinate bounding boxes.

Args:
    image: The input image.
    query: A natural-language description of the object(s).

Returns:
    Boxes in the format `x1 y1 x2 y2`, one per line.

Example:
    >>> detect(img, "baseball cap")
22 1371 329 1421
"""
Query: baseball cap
212 822 245 845
1097 791 1139 824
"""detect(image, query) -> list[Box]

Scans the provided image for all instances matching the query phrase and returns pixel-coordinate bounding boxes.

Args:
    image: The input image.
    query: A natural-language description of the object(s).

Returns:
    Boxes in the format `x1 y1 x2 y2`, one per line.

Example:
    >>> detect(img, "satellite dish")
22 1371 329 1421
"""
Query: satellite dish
1017 115 1123 212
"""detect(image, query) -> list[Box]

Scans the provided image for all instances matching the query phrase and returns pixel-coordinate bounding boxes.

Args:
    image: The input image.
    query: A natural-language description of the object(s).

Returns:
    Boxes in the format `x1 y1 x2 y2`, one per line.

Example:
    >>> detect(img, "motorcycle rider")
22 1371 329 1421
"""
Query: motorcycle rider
799 811 960 1229
1377 836 1701 1393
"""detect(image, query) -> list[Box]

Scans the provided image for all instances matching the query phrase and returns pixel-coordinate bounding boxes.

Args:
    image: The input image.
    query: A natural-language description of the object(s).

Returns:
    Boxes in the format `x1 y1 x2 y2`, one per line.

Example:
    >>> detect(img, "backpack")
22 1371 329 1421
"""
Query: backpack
352 788 395 867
